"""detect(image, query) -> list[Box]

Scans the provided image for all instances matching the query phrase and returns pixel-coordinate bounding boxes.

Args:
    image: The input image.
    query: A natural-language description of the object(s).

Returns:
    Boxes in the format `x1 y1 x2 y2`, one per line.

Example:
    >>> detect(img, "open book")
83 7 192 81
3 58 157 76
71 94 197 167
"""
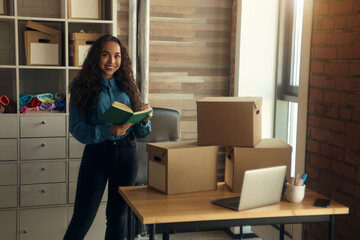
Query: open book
102 101 153 125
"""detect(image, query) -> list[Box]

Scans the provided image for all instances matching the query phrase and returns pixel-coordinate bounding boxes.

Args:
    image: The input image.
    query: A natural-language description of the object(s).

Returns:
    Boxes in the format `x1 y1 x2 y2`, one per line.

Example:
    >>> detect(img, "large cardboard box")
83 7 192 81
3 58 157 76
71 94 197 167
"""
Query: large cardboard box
24 21 61 66
68 0 101 20
225 138 292 193
197 97 262 147
147 141 218 195
70 33 104 66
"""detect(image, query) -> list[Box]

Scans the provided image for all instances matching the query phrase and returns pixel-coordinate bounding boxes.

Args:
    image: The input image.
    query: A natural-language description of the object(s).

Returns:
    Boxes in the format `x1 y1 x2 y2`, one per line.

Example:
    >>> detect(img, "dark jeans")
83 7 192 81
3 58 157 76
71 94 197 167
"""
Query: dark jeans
64 134 138 240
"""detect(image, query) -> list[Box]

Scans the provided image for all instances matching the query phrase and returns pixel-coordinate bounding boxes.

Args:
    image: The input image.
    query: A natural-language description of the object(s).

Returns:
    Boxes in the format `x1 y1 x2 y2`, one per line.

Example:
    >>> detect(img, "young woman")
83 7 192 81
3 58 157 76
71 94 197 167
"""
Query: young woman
64 34 152 240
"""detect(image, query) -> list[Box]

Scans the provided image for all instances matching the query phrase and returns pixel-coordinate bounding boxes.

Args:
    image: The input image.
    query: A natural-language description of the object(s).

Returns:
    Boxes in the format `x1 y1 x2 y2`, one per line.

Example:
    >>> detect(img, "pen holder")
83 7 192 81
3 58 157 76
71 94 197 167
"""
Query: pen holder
285 183 306 203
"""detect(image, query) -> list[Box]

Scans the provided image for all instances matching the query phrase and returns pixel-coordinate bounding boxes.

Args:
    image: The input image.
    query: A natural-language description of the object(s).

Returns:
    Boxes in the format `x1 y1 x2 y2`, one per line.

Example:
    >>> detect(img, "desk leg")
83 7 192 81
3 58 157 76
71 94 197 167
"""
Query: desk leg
279 224 284 240
329 215 334 240
149 224 156 240
127 207 134 240
162 232 170 240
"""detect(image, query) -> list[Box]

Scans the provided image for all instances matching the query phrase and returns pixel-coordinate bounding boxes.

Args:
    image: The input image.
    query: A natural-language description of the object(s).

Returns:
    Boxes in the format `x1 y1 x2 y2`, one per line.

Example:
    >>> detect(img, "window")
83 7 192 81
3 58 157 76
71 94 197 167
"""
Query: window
275 0 305 177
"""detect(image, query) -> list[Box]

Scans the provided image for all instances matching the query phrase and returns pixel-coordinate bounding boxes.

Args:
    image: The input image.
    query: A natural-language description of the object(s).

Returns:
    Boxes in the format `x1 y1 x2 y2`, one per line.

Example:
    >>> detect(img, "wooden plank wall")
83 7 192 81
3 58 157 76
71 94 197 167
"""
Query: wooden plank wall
149 0 232 140
117 0 233 141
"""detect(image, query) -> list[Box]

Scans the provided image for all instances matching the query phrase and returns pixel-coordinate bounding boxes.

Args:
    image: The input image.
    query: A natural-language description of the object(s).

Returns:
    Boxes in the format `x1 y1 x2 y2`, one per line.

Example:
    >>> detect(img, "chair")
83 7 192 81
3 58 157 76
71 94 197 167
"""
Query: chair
135 107 180 185
130 107 180 238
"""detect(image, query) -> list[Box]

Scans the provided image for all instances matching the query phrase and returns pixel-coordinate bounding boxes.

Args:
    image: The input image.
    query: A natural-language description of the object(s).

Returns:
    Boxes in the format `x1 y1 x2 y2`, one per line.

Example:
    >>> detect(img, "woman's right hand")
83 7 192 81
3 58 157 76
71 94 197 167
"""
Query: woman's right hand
110 123 133 136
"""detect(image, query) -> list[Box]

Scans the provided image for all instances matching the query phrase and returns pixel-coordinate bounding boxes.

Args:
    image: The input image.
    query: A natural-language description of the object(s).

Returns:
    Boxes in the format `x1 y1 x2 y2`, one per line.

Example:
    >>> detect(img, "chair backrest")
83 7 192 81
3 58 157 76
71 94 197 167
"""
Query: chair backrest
138 107 180 142
136 107 180 185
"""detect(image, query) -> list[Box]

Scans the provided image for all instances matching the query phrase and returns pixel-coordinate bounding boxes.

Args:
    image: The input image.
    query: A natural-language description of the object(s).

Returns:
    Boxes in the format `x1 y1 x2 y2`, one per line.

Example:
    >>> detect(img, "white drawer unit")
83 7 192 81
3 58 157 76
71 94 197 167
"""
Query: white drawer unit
68 181 77 204
0 186 17 208
20 183 66 207
69 160 81 182
0 115 18 138
0 210 17 240
20 115 66 137
20 137 66 160
21 161 66 184
69 137 85 159
0 139 18 161
0 163 17 185
20 207 66 240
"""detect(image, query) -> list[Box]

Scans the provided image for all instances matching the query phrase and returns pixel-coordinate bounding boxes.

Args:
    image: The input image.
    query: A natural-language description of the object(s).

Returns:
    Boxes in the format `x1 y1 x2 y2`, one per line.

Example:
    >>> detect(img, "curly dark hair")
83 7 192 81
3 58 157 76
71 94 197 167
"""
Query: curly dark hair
69 34 141 119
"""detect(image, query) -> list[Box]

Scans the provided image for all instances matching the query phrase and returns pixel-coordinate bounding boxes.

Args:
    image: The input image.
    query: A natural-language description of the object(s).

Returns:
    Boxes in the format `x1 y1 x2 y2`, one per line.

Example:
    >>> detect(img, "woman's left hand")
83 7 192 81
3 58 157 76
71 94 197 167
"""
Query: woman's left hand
141 103 153 122
110 123 133 136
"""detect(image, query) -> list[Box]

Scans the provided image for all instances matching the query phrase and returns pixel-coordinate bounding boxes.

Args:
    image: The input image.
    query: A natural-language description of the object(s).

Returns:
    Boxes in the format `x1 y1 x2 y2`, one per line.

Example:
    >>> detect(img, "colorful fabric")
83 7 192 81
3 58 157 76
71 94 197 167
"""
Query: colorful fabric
35 93 53 101
4 99 16 113
26 97 41 108
54 93 65 101
0 95 10 105
20 95 33 108
40 98 55 103
39 101 55 111
20 106 40 114
54 99 66 112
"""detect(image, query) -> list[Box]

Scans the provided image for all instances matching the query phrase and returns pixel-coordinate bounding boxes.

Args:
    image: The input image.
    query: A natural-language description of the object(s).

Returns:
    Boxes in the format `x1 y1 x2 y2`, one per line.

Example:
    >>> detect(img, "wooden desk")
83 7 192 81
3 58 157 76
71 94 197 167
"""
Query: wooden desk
119 183 348 240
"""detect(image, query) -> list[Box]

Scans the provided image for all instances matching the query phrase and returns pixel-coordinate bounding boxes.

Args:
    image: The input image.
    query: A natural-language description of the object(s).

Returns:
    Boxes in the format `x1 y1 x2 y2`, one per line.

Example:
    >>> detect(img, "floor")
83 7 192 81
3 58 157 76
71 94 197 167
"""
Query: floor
135 230 262 240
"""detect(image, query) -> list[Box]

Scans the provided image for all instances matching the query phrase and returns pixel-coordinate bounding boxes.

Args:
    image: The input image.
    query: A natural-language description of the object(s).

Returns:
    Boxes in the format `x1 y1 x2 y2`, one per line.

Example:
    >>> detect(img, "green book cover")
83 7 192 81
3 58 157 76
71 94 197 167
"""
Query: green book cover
101 101 152 125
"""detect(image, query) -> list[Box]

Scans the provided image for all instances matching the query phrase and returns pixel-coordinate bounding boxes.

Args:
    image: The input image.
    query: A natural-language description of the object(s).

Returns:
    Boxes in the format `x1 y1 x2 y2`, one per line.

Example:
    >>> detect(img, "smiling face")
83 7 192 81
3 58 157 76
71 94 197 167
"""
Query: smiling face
99 41 121 79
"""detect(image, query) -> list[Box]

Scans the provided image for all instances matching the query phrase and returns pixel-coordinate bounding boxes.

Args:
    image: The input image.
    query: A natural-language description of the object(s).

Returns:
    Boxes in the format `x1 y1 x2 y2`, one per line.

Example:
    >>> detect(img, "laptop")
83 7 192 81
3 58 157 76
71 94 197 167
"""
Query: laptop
212 165 287 211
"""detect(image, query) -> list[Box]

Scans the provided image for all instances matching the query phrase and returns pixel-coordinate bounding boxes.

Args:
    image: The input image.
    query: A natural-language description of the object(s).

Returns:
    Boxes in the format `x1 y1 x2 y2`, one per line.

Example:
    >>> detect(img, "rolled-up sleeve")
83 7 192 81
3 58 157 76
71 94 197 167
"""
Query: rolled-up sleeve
132 120 152 139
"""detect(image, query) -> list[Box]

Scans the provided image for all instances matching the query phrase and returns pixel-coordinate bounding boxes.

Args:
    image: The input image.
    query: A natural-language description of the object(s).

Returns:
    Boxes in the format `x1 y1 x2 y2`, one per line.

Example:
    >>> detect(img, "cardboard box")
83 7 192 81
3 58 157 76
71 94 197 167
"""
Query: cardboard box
24 21 61 66
147 141 218 195
70 33 104 66
225 138 292 193
197 97 262 147
68 0 101 20
0 0 7 15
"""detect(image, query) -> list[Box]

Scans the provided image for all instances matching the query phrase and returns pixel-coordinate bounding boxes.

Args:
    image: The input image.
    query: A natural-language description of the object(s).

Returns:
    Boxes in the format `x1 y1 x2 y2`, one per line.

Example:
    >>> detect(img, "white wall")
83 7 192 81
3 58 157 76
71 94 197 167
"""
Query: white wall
234 0 280 138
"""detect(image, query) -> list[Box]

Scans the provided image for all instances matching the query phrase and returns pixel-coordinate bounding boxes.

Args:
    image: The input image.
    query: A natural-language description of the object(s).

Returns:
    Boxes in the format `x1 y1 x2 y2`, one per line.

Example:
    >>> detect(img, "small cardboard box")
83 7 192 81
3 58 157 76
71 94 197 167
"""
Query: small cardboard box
225 138 292 193
1 0 7 15
70 33 104 66
147 141 218 195
24 21 61 66
68 0 101 20
197 97 262 147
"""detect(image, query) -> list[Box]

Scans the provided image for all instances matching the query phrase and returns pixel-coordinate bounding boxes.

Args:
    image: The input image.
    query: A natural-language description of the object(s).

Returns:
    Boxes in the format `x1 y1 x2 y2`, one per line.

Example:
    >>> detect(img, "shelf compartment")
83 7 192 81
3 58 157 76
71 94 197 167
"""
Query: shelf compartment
18 20 65 66
19 68 66 97
0 68 17 114
17 0 65 19
0 19 15 65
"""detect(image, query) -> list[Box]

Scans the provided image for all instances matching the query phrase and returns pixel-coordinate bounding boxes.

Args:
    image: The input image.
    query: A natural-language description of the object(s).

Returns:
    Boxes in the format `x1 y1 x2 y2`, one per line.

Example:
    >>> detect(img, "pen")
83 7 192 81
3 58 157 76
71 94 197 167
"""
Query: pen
290 177 295 186
295 174 300 185
301 173 307 183
296 178 303 186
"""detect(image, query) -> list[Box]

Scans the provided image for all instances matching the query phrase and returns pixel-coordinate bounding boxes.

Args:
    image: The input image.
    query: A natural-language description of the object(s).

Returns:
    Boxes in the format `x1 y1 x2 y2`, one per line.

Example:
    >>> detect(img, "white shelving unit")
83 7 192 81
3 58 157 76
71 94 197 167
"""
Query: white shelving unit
0 0 116 239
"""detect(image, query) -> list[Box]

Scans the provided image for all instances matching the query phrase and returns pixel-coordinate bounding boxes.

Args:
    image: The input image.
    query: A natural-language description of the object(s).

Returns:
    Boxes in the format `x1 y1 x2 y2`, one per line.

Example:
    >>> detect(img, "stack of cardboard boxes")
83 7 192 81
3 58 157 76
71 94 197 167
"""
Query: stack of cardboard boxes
147 97 292 195
23 0 103 67
24 20 104 67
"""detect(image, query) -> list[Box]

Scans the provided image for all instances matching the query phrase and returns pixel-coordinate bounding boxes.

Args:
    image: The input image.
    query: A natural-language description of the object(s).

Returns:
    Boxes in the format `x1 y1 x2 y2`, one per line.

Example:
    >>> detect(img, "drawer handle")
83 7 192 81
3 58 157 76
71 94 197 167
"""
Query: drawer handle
23 229 28 234
41 120 46 125
41 142 46 147
41 189 46 193
41 166 46 171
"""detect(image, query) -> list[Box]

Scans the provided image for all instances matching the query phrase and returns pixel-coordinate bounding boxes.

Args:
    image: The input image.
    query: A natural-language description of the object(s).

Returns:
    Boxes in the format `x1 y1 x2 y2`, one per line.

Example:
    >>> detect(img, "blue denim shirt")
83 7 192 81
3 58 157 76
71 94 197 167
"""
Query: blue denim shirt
69 77 151 144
